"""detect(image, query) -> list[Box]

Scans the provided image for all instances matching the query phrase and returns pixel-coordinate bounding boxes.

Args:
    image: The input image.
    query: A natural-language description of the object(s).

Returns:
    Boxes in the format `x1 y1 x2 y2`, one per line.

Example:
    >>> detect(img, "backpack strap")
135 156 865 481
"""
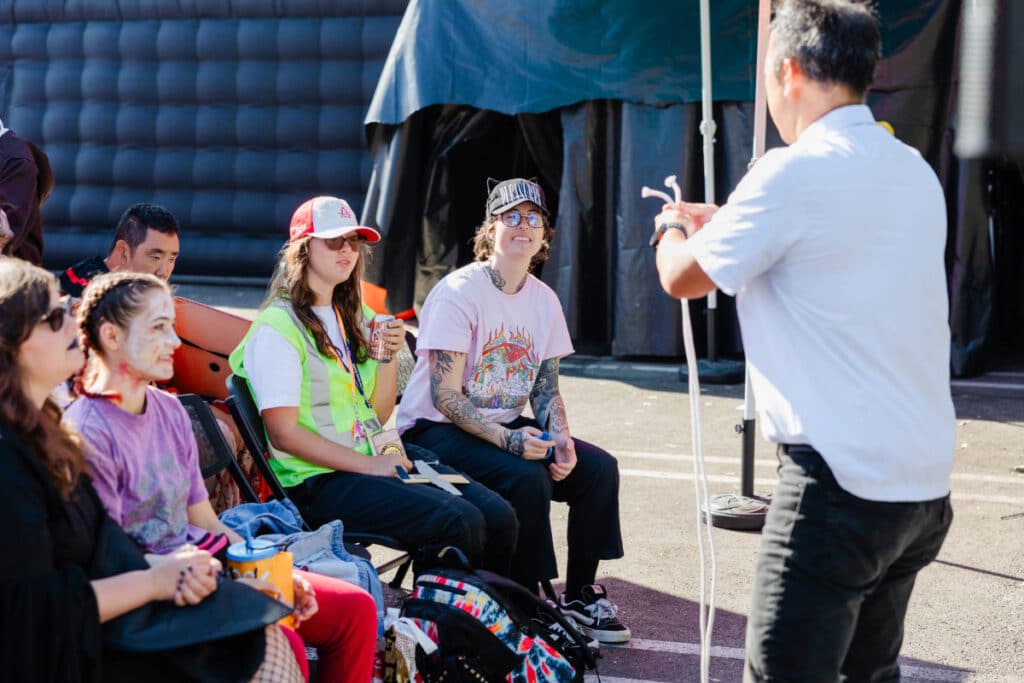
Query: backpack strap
474 569 598 671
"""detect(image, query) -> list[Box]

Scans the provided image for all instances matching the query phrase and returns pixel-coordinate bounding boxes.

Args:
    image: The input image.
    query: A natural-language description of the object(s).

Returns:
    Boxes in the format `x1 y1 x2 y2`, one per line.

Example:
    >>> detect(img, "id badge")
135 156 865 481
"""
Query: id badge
369 428 408 459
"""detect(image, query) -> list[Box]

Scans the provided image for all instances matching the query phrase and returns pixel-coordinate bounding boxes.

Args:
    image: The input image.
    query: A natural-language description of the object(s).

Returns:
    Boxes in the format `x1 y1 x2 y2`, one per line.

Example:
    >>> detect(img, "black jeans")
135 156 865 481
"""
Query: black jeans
404 418 624 591
744 446 953 683
286 443 519 575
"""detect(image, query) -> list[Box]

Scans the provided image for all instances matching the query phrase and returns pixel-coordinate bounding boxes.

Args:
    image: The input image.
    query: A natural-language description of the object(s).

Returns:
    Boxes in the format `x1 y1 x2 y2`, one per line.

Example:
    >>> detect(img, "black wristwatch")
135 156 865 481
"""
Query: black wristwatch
650 222 690 249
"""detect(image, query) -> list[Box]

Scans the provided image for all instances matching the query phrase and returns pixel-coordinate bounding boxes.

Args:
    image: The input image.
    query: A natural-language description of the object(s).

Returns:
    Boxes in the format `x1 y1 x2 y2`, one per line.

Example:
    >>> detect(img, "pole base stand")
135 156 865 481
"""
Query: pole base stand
702 492 771 531
679 358 745 385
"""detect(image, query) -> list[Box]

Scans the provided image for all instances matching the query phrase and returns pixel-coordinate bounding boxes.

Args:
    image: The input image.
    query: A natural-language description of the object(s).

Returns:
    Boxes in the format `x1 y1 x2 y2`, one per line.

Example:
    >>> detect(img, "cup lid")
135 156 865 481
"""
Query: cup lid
226 537 279 562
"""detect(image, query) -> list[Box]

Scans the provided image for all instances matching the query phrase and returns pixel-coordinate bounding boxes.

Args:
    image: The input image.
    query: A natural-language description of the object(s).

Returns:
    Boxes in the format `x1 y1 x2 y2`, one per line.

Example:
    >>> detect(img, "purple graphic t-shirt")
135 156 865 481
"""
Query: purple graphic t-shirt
64 387 208 554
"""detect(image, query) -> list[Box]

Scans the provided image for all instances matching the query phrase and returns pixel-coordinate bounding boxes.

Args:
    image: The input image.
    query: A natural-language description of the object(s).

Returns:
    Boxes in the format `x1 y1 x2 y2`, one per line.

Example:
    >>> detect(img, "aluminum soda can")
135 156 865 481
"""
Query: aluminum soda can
369 314 395 362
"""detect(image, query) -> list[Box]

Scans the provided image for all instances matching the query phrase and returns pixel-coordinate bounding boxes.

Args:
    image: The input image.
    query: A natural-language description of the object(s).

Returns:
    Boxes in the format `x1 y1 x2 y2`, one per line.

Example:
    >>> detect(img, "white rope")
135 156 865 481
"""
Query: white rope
645 173 717 682
680 298 717 683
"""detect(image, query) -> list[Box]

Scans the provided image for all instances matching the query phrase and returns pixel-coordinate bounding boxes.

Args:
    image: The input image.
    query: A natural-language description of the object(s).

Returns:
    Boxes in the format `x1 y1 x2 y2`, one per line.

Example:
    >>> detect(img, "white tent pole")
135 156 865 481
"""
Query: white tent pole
699 0 716 206
698 0 721 358
742 0 772 460
752 0 770 163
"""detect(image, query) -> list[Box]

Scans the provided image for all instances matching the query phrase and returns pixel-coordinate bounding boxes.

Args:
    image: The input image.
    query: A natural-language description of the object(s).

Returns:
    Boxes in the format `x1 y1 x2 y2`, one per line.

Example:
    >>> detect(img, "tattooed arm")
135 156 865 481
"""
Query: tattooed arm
529 357 577 480
529 357 571 441
429 349 548 458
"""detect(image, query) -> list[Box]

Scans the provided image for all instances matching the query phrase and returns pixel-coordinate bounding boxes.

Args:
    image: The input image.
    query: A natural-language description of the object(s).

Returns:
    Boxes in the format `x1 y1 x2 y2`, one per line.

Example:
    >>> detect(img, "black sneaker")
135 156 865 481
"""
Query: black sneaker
534 600 600 650
558 584 631 644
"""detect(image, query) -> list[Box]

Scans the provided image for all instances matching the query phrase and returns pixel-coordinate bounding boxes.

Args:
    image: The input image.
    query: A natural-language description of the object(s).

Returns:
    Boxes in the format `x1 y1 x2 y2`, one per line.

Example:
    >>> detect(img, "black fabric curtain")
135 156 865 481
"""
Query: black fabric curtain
362 0 1022 372
361 101 754 357
362 106 563 319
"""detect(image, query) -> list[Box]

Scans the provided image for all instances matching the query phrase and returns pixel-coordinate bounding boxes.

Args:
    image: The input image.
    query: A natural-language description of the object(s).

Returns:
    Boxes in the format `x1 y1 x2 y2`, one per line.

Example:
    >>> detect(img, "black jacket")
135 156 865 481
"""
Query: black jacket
59 255 110 298
0 423 267 682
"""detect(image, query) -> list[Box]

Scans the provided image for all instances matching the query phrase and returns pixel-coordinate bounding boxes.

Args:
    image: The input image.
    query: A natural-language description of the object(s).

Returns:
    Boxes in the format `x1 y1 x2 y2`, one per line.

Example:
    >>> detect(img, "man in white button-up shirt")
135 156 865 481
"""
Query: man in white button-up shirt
654 1 954 681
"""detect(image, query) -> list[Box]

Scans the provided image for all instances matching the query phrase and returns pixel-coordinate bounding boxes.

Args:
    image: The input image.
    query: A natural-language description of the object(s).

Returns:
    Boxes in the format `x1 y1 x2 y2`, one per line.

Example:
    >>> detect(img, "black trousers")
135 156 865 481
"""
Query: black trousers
286 443 518 575
404 417 624 590
744 446 953 683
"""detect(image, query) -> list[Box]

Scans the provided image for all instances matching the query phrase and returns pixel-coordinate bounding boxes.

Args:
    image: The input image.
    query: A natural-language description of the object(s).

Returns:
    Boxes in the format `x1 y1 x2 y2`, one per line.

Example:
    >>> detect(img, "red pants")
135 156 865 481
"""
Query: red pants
294 569 378 683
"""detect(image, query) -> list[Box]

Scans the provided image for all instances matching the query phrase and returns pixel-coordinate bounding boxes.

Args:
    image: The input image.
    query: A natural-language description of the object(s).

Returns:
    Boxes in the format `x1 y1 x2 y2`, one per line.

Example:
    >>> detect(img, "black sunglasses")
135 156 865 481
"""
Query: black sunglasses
39 298 72 333
322 235 367 251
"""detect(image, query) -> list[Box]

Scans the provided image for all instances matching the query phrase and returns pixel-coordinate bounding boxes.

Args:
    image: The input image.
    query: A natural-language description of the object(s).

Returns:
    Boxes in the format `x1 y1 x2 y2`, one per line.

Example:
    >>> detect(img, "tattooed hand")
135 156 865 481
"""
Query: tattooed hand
504 429 525 456
502 425 549 459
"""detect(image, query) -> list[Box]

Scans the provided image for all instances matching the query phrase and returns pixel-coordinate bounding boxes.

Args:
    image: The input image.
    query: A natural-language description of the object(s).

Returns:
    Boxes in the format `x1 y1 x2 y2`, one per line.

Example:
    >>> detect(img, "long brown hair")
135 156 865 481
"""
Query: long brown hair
0 257 85 499
73 272 172 398
472 213 555 272
262 236 371 363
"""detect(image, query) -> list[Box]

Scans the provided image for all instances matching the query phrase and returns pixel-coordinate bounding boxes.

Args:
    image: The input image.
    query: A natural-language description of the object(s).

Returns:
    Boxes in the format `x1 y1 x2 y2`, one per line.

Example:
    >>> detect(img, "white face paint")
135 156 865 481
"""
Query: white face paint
120 289 180 382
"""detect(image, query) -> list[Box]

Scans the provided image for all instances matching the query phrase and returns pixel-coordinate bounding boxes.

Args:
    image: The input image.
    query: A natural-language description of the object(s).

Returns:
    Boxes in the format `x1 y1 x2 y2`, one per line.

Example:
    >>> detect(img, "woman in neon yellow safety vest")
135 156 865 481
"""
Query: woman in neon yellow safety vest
230 196 518 575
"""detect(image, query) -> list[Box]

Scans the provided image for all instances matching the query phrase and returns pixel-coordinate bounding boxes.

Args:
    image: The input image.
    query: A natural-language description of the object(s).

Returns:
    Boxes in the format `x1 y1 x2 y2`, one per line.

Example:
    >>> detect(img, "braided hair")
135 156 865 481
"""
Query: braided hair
262 236 371 363
73 271 171 399
0 258 85 499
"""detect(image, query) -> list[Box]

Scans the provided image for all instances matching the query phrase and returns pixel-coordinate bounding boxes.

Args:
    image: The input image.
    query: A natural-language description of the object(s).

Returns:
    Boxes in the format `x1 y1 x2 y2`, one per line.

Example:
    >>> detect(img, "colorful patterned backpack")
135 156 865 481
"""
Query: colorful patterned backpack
401 548 597 682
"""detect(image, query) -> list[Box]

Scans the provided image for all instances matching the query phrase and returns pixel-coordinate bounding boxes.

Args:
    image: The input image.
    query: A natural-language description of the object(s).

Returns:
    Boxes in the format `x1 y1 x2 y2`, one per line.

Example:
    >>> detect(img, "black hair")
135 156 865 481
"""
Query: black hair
108 203 180 254
770 0 881 95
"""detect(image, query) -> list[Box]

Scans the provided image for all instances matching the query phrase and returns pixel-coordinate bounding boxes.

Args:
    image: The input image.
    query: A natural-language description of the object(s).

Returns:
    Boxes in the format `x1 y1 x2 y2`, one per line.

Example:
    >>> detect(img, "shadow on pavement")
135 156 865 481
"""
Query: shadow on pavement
563 577 975 683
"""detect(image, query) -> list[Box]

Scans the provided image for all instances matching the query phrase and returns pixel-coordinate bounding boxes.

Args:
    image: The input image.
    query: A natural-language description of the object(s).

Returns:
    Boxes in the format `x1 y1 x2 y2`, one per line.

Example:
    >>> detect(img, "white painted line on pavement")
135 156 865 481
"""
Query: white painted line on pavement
608 639 1012 682
564 359 1024 394
626 637 742 659
619 469 1024 506
626 364 680 374
615 451 1024 486
950 379 1024 391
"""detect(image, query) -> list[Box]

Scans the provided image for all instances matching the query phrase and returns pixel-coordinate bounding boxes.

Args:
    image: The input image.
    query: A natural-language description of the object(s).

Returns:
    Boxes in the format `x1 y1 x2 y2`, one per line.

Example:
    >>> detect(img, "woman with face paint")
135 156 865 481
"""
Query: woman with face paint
0 258 301 683
63 271 377 683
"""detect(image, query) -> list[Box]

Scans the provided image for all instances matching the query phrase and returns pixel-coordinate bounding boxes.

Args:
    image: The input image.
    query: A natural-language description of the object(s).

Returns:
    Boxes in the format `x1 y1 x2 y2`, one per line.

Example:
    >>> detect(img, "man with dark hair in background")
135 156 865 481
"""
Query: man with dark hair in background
60 202 180 297
0 115 54 265
653 1 954 680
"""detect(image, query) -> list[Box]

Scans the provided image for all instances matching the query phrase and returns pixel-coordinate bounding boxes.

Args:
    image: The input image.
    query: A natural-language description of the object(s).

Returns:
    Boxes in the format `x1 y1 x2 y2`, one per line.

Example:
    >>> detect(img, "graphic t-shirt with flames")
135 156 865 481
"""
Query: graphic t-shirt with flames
397 261 574 431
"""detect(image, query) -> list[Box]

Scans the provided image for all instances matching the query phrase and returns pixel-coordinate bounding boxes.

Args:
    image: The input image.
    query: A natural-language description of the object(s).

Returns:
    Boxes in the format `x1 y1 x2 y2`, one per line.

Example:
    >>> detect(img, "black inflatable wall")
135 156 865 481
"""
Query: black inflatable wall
0 0 406 277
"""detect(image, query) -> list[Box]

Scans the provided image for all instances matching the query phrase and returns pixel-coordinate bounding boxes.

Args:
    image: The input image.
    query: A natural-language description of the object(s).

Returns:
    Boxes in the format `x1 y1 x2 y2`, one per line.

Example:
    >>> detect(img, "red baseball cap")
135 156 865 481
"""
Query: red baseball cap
289 196 382 243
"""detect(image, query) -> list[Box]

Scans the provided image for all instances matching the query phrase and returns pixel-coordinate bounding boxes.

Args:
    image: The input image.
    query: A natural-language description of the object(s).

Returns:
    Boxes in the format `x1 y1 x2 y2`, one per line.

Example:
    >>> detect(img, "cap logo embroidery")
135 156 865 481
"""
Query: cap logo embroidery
498 181 542 208
338 204 355 220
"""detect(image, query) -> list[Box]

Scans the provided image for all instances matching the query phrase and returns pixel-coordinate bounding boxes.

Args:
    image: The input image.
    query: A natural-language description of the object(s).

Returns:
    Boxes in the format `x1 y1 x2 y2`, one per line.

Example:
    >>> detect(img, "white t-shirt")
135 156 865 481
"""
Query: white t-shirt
687 104 954 502
397 261 574 432
244 305 346 411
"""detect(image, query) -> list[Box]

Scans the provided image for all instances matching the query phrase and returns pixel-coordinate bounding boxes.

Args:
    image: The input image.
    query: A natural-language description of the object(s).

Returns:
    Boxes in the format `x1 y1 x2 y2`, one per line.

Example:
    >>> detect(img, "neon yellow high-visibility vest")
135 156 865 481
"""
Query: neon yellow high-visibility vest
229 299 380 488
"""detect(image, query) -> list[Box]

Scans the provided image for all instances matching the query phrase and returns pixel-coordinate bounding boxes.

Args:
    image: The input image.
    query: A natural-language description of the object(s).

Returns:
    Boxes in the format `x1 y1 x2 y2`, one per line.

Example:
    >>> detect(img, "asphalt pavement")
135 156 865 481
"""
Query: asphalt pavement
177 282 1024 683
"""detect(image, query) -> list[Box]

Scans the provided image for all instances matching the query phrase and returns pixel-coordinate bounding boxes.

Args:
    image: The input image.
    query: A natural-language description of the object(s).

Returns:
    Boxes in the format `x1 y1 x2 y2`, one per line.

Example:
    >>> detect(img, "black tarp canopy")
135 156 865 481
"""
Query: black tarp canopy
361 0 1022 374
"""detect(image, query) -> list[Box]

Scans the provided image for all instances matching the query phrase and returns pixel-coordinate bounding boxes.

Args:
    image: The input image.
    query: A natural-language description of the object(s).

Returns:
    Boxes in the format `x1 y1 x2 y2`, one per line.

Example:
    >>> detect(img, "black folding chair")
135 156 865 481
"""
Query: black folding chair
225 373 415 586
179 393 260 504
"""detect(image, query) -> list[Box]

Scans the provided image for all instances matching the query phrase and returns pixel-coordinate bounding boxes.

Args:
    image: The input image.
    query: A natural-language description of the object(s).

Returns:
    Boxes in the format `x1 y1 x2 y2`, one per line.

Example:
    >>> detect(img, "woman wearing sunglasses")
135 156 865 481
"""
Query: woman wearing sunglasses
397 178 631 645
229 196 518 576
0 257 302 682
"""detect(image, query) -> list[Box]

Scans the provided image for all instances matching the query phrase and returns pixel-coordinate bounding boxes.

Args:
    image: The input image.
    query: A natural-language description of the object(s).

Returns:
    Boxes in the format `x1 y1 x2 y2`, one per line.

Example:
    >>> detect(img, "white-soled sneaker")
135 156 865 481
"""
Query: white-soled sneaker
558 584 631 644
535 599 600 650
